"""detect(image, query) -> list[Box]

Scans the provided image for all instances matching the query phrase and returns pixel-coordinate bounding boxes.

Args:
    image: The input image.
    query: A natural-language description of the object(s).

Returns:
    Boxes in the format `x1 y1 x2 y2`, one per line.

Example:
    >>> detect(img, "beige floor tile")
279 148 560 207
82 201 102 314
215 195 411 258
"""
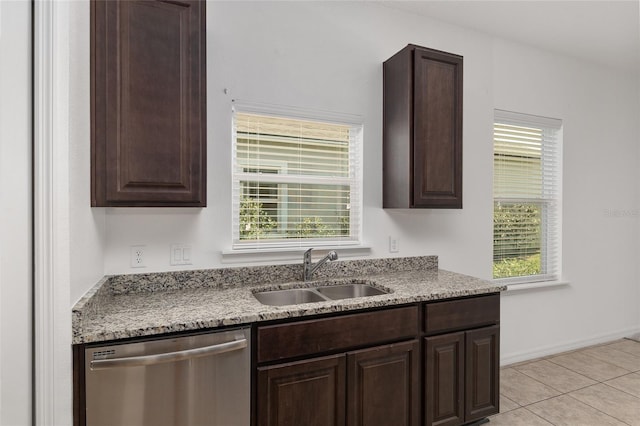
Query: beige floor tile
514 359 597 393
527 394 627 425
607 339 640 357
583 344 640 372
488 407 553 425
570 383 640 426
548 350 630 381
499 394 520 413
606 372 640 398
500 368 561 406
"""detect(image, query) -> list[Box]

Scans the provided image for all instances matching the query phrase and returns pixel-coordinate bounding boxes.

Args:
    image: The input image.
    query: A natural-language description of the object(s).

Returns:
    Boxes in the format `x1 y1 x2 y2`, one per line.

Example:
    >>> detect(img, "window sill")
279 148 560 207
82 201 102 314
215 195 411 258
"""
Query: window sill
220 245 372 264
502 280 570 294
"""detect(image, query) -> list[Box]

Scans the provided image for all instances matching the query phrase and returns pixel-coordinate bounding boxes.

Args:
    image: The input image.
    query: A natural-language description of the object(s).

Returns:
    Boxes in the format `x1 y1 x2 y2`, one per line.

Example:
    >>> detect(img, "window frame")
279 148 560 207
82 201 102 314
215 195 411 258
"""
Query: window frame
493 109 563 285
240 160 288 228
231 101 363 251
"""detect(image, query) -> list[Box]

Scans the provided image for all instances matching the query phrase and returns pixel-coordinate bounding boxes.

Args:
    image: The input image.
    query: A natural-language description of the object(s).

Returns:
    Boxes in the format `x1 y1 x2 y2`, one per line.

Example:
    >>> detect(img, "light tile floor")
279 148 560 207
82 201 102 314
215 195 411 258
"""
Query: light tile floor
489 338 640 426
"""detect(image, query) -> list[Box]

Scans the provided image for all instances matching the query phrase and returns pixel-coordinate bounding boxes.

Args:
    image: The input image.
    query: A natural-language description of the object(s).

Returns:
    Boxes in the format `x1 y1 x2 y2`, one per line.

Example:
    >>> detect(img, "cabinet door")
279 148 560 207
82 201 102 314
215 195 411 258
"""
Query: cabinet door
91 0 206 206
412 47 462 208
424 333 465 426
465 326 500 421
257 354 346 426
347 340 420 426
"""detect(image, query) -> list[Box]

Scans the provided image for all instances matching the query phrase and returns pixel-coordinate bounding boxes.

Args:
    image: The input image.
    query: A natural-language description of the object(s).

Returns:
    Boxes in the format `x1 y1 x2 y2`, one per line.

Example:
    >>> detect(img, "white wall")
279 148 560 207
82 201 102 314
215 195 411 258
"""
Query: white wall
69 1 640 363
100 1 496 279
0 2 32 424
493 39 640 362
68 0 105 305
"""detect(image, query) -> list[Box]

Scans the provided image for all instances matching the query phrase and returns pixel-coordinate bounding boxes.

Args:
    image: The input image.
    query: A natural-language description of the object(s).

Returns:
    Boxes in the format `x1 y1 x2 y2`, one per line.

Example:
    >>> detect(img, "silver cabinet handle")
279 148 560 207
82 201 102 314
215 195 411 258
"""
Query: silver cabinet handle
90 337 247 370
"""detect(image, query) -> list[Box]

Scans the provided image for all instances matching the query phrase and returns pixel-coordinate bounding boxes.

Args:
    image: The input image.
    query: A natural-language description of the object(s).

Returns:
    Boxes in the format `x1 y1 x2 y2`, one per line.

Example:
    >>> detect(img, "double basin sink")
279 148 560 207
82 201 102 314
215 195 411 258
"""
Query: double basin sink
253 279 391 306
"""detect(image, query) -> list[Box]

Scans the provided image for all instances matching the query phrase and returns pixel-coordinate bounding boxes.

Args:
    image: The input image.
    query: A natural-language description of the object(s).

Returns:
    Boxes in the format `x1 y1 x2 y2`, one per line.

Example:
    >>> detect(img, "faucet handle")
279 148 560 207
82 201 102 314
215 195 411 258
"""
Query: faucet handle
304 248 313 262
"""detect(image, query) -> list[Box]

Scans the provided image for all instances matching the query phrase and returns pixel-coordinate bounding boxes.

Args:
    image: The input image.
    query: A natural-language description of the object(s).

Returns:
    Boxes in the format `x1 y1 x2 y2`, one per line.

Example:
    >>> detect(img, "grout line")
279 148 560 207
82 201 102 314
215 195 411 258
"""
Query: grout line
512 361 596 394
518 393 566 409
581 346 640 371
544 352 631 382
522 406 556 426
497 394 520 414
610 339 640 356
602 381 640 402
564 393 633 426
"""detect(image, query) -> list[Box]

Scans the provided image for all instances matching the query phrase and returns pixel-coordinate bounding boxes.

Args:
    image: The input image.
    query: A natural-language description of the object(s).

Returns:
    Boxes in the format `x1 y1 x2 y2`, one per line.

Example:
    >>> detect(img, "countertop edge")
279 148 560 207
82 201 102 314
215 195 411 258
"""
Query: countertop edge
73 280 505 345
72 257 506 345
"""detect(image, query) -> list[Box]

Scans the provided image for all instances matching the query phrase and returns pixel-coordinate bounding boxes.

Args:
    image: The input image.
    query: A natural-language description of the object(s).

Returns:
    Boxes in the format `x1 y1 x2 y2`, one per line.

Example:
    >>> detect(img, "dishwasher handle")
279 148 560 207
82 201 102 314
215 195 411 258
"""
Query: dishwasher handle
90 336 248 370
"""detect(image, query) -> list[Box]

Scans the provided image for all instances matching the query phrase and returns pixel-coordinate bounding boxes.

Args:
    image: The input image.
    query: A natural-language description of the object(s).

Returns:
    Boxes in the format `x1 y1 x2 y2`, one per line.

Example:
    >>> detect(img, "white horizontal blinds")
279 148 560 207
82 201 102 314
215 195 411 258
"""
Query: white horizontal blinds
236 114 351 177
493 110 562 283
232 109 362 249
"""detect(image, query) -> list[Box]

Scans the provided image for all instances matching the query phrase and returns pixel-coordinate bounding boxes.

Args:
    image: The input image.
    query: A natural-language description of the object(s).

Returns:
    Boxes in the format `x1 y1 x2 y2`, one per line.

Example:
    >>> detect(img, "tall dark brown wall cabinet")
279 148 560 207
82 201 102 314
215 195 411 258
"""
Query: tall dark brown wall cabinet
91 0 206 207
383 44 463 208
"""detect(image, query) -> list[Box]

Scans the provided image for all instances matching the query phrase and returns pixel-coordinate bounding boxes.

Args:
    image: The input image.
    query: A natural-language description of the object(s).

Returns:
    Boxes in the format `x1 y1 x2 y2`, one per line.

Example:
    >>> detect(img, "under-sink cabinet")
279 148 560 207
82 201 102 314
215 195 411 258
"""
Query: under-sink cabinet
255 306 421 426
257 340 420 426
253 294 500 426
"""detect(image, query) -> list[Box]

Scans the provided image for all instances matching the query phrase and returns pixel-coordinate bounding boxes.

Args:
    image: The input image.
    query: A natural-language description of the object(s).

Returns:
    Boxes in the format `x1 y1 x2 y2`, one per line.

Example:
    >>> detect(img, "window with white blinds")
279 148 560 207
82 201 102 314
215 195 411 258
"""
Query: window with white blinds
232 104 363 250
493 110 562 284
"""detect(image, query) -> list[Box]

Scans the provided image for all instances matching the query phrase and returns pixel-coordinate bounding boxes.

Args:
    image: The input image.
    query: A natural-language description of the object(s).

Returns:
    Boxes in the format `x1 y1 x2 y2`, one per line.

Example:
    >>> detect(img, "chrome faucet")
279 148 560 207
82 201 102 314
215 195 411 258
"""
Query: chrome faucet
303 248 338 281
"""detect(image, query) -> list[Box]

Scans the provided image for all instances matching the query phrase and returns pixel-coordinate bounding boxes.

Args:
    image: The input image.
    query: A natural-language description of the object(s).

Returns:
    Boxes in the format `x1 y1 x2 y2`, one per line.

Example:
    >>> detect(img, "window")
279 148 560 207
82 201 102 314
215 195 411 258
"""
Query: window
232 104 363 250
493 110 562 283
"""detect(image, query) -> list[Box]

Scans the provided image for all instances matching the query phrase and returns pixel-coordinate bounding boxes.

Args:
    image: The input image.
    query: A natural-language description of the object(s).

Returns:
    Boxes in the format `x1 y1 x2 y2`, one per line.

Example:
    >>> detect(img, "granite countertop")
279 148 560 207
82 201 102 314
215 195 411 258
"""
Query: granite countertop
72 256 506 344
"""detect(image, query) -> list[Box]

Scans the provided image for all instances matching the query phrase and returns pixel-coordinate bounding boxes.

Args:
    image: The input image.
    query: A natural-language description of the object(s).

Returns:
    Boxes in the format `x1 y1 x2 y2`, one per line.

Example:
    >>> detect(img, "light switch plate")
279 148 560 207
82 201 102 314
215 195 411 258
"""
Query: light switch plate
389 236 399 253
170 244 192 266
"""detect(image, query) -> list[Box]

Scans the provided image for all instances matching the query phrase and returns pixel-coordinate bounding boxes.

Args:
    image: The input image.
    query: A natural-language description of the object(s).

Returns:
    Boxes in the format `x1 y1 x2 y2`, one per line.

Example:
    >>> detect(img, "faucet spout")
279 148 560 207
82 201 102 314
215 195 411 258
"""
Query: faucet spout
303 248 338 281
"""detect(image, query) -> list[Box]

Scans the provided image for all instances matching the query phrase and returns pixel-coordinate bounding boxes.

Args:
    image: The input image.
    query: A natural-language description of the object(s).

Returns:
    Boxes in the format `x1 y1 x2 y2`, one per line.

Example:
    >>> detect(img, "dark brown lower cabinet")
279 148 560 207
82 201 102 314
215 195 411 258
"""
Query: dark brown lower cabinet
425 332 465 426
254 295 500 426
347 340 420 426
257 340 420 426
465 326 500 421
257 354 346 426
425 326 499 426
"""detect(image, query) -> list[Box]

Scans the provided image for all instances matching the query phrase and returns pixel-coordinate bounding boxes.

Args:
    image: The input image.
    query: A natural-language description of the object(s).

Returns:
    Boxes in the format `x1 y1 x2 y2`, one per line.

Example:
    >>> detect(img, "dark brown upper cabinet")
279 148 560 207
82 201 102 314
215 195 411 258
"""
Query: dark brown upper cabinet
91 0 206 207
383 44 462 208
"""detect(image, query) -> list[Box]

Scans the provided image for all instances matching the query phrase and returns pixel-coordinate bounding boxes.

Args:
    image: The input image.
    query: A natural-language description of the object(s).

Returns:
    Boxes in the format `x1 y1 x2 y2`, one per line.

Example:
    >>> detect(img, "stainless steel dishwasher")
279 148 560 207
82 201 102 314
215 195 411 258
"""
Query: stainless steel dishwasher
85 327 250 426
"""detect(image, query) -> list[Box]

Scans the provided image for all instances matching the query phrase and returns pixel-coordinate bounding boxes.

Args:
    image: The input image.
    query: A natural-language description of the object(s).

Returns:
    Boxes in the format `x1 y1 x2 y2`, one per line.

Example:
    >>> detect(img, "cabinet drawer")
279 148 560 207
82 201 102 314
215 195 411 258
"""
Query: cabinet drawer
424 294 499 335
257 306 419 363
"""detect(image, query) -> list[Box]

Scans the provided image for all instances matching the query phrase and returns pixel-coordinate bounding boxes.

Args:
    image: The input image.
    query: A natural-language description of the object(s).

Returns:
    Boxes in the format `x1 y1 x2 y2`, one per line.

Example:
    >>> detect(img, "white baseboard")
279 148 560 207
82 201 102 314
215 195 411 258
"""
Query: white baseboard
501 325 640 366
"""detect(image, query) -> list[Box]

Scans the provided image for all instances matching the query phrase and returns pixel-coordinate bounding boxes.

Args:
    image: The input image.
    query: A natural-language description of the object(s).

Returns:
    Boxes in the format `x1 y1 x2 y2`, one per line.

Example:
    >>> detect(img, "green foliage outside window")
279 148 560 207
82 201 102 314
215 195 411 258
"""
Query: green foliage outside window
239 197 276 240
493 254 541 279
239 197 350 240
295 217 333 238
493 202 541 279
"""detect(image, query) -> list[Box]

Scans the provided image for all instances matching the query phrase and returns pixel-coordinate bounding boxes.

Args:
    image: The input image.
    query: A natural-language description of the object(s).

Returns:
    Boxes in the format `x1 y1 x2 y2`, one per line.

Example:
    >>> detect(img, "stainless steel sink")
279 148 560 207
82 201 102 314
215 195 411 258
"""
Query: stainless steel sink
253 281 391 306
316 283 387 300
253 288 326 306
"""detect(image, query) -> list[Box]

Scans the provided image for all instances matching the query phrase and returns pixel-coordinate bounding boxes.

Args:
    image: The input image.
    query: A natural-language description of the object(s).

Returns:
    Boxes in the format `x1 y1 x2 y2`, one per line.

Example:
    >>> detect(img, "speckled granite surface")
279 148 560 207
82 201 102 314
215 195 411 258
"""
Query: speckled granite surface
72 256 506 344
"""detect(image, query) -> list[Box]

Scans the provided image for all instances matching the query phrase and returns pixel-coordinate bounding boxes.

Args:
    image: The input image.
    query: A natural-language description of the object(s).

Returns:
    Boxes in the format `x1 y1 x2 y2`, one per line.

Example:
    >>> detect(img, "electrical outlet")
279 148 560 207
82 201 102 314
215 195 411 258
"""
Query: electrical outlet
170 244 192 266
389 236 399 253
130 245 146 268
